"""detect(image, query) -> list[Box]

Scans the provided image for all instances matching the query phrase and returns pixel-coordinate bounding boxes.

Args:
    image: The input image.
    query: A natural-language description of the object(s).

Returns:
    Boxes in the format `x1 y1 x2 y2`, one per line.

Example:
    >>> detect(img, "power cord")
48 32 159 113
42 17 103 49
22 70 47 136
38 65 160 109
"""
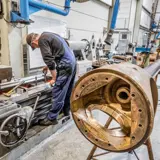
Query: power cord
3 17 26 29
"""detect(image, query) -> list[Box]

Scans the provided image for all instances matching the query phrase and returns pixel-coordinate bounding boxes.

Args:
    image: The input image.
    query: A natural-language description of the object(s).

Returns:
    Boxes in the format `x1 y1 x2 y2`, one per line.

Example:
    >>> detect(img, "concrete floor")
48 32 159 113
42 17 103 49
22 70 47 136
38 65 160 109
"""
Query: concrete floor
19 107 160 160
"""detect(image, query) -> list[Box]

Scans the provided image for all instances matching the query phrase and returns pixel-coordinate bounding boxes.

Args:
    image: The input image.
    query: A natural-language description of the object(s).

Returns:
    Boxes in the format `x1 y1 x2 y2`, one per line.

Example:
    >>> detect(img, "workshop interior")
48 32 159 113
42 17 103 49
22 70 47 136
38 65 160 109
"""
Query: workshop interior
0 0 160 160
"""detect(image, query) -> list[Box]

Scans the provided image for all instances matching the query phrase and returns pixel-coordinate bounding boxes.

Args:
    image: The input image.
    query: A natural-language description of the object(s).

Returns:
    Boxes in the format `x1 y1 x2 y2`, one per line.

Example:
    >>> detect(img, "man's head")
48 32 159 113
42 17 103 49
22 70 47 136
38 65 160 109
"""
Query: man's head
26 33 40 50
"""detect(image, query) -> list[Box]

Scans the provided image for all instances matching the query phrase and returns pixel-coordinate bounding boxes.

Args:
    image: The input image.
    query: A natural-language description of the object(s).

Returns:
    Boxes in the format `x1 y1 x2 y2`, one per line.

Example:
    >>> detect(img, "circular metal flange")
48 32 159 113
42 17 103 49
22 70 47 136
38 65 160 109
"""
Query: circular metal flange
116 87 130 104
0 114 27 147
71 63 157 152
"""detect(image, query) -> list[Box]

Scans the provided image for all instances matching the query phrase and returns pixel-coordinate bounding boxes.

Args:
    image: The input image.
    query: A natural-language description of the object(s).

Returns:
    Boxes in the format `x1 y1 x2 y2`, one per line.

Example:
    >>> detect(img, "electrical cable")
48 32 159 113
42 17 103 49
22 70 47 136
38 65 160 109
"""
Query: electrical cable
3 17 15 27
3 17 26 29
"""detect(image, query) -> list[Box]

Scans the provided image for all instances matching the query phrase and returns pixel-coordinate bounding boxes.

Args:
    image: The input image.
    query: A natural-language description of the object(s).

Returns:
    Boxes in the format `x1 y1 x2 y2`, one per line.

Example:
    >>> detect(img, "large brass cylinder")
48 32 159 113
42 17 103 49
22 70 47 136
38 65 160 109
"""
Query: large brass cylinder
71 62 158 152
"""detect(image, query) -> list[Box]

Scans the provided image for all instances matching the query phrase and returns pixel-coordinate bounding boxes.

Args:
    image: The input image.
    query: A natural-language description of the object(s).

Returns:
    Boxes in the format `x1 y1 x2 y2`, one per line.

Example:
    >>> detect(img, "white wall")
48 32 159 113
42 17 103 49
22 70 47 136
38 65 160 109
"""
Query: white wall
128 0 137 41
142 0 153 12
111 0 137 52
116 0 132 29
138 29 148 46
140 10 151 29
9 28 23 78
138 0 154 45
138 0 160 45
31 0 109 42
100 0 112 6
155 0 160 23
115 0 137 32
28 16 68 69
140 0 153 30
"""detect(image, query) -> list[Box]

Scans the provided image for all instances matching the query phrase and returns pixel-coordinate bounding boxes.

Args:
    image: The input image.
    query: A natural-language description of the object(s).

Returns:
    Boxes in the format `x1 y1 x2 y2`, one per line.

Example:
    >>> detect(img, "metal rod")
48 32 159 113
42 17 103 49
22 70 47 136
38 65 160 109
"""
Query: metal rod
144 59 160 77
93 151 110 157
109 127 121 130
86 117 113 160
105 117 113 128
145 138 154 160
133 150 140 160
0 74 47 90
87 146 97 160
27 93 41 129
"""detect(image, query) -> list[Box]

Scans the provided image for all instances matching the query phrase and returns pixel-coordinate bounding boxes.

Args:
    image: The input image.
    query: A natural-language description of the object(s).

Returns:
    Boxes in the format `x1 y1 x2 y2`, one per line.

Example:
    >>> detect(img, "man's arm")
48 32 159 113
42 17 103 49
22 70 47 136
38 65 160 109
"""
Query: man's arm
43 66 56 84
39 39 57 81
50 70 56 84
39 36 65 82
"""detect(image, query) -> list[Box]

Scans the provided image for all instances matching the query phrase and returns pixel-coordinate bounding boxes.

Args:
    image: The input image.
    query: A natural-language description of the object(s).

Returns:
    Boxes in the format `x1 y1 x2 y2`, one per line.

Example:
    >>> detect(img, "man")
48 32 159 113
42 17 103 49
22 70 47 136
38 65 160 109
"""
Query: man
26 32 76 125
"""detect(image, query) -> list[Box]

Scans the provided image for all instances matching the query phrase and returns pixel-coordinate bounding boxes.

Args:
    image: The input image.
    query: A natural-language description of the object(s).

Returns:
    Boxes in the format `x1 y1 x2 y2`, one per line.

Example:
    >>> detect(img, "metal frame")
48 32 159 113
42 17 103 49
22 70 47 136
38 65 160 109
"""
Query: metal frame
87 118 154 160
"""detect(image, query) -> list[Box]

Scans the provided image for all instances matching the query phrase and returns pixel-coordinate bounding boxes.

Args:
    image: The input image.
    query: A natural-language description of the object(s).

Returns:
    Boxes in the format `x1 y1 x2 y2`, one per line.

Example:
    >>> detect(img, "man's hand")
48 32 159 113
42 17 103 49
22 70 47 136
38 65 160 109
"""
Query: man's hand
49 79 55 86
43 66 48 74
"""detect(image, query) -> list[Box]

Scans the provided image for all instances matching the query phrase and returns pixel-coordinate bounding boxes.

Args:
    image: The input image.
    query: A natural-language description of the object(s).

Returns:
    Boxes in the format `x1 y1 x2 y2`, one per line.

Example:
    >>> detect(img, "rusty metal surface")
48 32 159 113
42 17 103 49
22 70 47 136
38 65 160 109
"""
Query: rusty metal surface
112 55 132 62
136 52 158 67
71 62 159 152
92 59 108 68
0 65 12 82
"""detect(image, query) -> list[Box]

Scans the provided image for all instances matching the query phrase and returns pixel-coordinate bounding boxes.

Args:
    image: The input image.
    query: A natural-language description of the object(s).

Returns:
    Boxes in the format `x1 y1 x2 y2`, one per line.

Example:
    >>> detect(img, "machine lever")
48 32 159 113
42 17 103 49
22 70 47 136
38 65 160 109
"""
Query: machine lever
27 93 41 129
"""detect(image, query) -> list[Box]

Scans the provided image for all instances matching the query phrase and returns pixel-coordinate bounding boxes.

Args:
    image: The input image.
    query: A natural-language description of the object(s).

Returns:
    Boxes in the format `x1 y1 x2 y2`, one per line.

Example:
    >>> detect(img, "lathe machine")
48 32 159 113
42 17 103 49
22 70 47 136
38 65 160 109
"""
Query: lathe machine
0 73 53 148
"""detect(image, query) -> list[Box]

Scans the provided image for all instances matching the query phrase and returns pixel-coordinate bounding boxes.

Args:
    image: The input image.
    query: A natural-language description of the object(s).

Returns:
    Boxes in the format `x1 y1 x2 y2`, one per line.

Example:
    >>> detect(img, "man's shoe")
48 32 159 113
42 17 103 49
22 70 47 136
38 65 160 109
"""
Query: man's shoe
39 118 58 126
62 115 71 124
52 119 58 125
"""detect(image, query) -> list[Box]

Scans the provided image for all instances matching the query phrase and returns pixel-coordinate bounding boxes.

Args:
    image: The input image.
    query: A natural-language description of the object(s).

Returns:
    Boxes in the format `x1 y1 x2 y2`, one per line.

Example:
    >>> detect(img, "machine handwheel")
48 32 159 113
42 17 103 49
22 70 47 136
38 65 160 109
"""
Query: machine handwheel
81 39 90 53
0 114 27 147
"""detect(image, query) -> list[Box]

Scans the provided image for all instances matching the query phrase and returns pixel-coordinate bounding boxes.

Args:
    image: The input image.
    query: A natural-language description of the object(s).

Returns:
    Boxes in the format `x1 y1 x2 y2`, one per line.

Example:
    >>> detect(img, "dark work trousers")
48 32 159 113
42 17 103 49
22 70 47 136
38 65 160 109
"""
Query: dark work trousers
48 36 76 120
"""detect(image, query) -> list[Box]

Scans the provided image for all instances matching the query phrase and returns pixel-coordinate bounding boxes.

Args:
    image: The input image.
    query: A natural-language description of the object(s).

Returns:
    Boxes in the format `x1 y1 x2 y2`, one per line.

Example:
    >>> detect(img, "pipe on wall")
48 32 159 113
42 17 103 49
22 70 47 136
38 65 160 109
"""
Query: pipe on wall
11 0 72 23
110 0 120 30
29 0 71 16
20 0 30 21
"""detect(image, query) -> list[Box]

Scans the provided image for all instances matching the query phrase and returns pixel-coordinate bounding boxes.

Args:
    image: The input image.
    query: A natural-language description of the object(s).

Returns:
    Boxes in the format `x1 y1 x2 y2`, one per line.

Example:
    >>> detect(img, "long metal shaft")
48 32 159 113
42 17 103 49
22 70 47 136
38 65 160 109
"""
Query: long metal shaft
144 59 160 77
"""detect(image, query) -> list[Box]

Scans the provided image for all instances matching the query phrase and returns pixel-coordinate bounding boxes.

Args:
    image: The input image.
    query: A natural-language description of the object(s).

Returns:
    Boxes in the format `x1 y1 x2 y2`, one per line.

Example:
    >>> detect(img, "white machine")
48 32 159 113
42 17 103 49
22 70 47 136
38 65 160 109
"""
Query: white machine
116 32 131 54
68 41 92 80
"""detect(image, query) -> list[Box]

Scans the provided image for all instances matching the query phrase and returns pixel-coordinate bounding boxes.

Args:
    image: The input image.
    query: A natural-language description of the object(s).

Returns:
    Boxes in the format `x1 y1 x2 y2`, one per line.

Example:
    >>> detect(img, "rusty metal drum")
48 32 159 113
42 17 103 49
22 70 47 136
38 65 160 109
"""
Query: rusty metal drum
71 62 158 152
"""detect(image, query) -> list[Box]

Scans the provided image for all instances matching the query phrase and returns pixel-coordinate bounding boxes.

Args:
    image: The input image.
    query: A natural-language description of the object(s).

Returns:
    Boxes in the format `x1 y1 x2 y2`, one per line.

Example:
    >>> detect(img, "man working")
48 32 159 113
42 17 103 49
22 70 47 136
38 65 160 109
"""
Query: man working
26 32 76 125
